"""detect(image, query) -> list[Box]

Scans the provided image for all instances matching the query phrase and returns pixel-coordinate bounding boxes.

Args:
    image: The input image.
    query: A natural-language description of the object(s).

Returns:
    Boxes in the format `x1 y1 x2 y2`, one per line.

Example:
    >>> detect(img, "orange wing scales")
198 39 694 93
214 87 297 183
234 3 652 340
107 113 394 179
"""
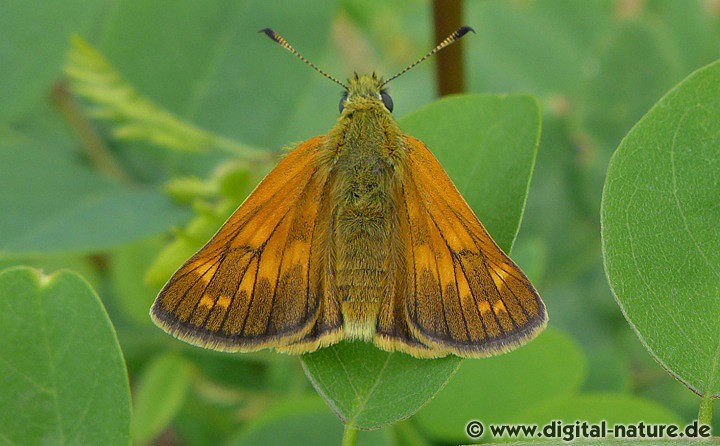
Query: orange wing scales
276 168 344 353
219 253 258 335
373 185 435 357
151 132 546 357
151 137 339 352
377 136 547 357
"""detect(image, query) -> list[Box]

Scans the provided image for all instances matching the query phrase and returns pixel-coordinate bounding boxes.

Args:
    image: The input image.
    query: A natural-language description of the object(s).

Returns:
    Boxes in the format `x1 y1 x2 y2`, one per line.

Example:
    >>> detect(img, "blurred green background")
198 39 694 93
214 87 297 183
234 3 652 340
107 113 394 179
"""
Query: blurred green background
1 0 719 444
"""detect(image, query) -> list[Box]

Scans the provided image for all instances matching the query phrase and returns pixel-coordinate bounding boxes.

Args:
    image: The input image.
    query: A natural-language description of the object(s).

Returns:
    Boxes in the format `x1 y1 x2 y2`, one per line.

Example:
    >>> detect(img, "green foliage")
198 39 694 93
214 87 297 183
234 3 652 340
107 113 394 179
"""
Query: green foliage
225 396 394 446
517 394 681 426
602 61 720 399
110 237 167 325
66 36 267 160
95 0 338 149
132 352 195 443
0 0 104 122
415 328 586 442
145 162 260 287
2 1 720 444
0 142 190 254
0 267 130 445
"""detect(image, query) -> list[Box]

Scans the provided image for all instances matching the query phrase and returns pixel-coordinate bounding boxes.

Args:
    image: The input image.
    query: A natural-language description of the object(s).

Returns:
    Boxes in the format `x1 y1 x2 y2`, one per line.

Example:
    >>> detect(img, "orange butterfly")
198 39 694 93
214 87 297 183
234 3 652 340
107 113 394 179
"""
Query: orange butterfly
151 27 547 358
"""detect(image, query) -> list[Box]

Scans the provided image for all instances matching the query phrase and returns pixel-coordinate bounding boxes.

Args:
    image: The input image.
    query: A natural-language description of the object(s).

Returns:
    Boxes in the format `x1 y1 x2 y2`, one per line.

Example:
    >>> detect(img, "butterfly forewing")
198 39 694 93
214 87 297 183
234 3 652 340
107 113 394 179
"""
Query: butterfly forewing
390 136 547 357
152 137 335 352
276 168 346 354
373 200 436 357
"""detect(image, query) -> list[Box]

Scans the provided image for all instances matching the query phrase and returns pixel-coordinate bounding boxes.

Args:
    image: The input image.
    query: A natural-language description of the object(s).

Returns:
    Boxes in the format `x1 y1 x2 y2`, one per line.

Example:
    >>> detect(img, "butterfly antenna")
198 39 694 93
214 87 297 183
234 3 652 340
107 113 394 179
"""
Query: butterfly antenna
260 28 349 90
382 26 475 87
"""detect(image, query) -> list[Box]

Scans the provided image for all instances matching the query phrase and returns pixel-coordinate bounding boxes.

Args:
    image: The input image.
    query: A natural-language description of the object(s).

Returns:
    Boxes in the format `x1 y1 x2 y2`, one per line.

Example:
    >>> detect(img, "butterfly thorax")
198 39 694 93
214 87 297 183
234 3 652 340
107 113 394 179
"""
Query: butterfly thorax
323 74 405 340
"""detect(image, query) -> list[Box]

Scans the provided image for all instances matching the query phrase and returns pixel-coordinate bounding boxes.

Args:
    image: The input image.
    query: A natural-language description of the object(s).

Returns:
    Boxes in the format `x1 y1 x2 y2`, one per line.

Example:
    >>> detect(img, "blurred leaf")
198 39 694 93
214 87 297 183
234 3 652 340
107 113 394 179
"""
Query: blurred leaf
174 387 241 446
540 263 632 395
516 393 681 426
583 21 680 148
466 0 608 96
0 256 101 292
575 19 685 221
392 420 431 446
511 236 549 284
66 36 268 161
0 0 105 122
0 267 130 444
165 176 218 203
97 0 338 149
601 60 720 397
5 188 185 254
110 237 166 325
486 441 714 446
187 350 270 391
132 352 194 444
415 328 586 442
582 344 632 393
226 395 395 446
0 140 191 256
301 94 542 429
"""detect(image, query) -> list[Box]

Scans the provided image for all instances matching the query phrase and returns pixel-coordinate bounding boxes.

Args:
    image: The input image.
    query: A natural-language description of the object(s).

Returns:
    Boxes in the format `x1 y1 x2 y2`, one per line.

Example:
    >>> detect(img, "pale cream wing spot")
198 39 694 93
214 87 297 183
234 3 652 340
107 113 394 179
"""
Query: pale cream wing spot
199 295 215 309
490 267 509 291
478 300 492 316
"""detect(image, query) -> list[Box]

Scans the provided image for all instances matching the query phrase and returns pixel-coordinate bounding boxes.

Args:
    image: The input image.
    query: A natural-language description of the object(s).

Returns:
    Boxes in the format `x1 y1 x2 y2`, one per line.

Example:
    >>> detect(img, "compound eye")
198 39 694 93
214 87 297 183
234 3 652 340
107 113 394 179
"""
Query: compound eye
380 90 394 112
339 92 348 113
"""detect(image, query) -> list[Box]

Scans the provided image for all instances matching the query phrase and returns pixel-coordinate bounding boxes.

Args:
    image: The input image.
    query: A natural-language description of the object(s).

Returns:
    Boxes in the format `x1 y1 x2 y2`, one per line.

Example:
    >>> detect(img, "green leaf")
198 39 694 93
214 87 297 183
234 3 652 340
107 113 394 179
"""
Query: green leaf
225 395 394 446
0 140 190 256
66 36 269 161
97 0 338 150
601 60 720 397
399 94 541 249
0 0 105 122
109 238 166 325
415 328 586 442
466 0 608 96
301 94 542 430
302 342 460 429
132 352 194 444
516 393 681 426
0 266 130 444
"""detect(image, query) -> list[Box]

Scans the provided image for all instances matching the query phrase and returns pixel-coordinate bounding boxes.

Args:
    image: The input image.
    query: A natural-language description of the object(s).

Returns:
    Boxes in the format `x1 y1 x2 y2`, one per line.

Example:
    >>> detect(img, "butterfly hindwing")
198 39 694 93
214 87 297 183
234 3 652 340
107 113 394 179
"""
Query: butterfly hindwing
151 137 340 352
382 136 547 358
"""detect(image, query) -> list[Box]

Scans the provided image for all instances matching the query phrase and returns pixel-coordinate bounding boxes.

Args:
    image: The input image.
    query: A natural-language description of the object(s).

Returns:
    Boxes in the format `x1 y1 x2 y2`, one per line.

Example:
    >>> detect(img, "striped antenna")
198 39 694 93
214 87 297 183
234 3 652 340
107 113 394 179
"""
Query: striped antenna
382 26 475 86
260 28 349 90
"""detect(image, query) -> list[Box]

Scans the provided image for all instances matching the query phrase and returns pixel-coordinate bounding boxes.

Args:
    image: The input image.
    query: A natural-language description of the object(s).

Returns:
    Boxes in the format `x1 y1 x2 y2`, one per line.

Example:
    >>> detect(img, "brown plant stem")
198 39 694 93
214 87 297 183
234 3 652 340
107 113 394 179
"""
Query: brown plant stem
50 80 130 184
432 0 467 96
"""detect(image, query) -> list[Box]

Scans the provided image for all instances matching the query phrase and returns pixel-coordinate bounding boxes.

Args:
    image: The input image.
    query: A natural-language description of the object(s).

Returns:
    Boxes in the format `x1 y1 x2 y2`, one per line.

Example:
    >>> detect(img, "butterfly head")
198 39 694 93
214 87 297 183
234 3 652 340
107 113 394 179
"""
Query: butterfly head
339 73 393 115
